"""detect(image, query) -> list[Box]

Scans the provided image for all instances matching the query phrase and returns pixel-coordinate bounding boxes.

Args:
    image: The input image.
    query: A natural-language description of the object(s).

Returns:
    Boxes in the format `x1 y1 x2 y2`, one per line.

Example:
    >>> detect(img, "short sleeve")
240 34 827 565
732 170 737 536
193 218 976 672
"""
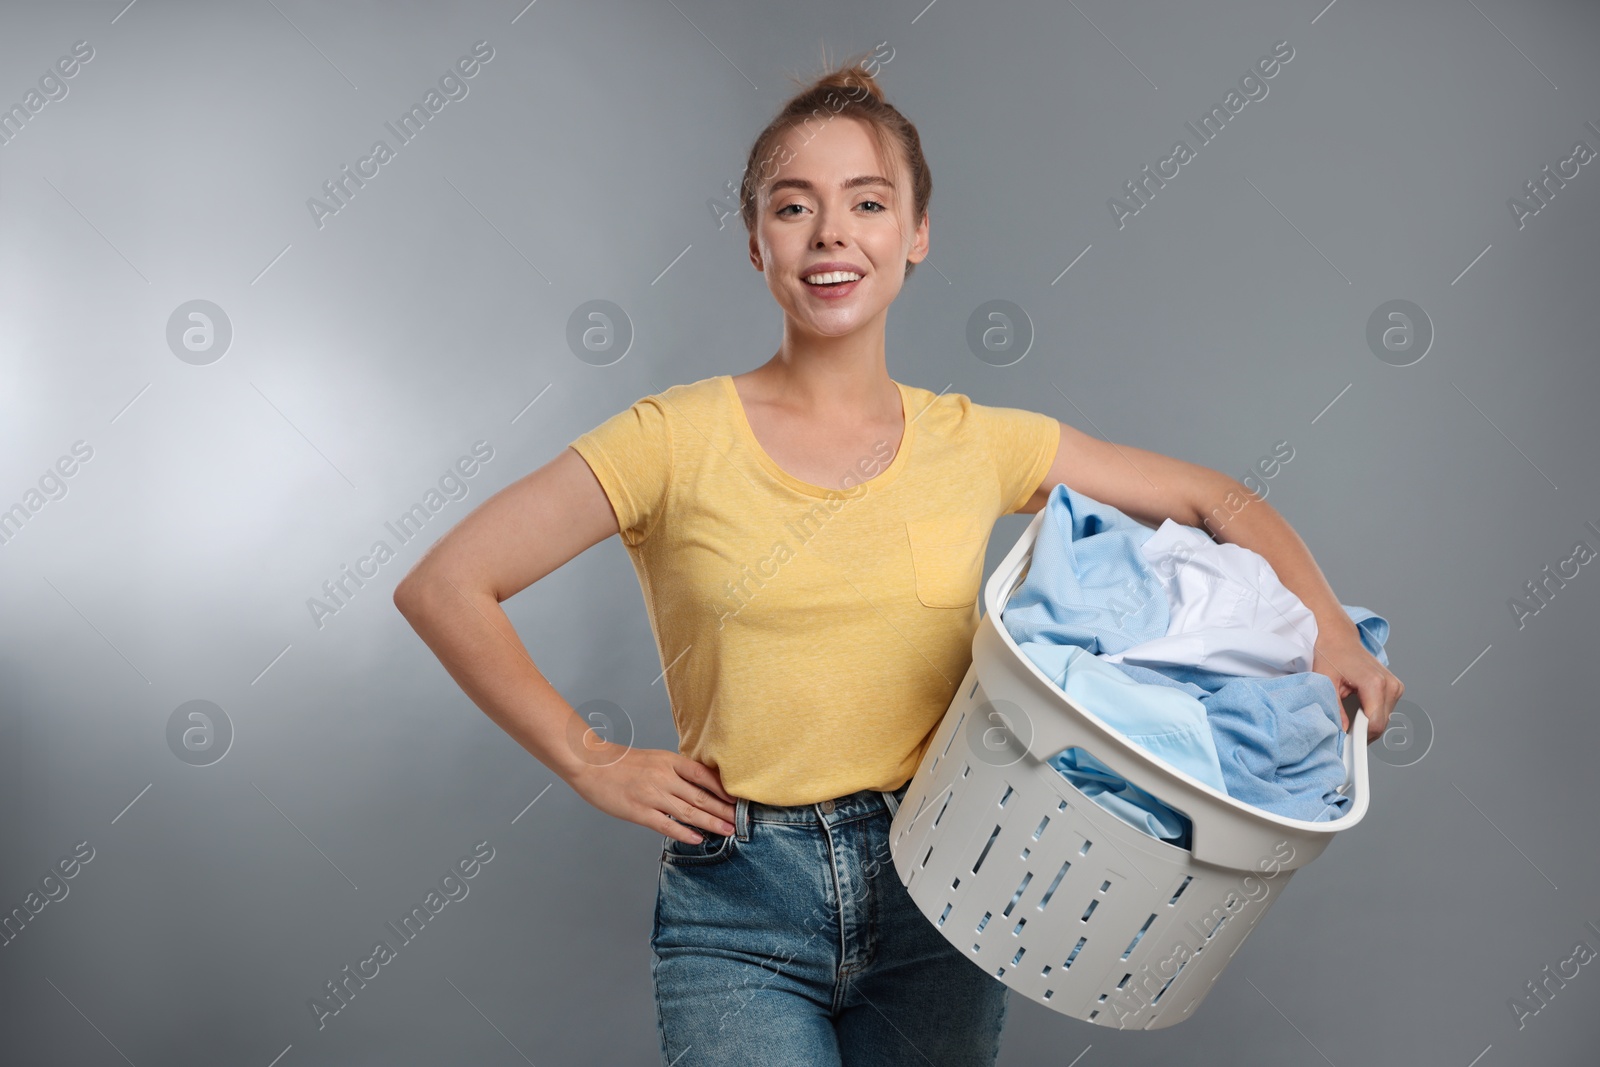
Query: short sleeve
568 395 674 547
970 401 1061 516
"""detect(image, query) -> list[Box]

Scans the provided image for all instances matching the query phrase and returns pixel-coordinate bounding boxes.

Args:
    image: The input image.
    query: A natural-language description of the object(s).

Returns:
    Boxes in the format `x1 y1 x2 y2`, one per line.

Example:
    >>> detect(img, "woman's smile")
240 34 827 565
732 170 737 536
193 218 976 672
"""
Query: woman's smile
801 273 863 299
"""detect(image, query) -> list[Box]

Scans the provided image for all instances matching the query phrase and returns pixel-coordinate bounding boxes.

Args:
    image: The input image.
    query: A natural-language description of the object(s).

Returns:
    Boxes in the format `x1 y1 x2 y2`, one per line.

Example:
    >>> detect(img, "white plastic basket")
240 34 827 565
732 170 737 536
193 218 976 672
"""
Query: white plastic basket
888 508 1370 1030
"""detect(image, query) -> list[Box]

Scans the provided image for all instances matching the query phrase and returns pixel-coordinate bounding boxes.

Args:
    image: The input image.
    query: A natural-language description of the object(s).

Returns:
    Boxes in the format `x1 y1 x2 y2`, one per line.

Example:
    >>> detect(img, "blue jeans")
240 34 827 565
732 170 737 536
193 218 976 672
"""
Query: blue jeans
651 782 1010 1066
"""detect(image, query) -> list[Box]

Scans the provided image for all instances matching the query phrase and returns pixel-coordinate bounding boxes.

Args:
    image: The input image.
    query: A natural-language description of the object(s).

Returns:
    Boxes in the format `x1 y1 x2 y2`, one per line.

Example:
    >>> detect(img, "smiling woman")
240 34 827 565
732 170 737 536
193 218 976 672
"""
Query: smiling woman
611 55 1046 1067
394 40 1395 1067
393 47 1037 1066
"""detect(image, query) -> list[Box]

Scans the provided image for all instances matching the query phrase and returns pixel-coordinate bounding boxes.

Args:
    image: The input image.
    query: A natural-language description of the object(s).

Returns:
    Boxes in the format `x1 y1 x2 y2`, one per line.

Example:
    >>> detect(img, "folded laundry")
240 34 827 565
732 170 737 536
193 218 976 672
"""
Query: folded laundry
1005 483 1392 841
1101 518 1320 678
1000 484 1166 658
1033 643 1228 794
1111 662 1354 823
1104 519 1395 678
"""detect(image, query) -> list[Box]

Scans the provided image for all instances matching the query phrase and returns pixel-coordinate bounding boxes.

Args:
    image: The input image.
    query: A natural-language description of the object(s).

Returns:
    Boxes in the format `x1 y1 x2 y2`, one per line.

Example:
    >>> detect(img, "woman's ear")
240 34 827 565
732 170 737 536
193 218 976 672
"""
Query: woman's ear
908 211 930 265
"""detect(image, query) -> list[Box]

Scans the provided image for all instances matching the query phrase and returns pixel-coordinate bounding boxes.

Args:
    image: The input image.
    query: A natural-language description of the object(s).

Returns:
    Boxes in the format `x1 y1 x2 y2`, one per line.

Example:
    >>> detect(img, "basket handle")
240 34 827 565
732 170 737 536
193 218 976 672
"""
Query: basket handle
1341 708 1371 803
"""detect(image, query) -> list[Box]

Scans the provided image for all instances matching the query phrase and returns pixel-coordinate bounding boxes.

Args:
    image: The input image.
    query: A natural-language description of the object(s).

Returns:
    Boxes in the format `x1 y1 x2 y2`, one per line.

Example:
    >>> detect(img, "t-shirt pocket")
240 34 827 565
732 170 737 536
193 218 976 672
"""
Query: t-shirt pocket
905 517 990 609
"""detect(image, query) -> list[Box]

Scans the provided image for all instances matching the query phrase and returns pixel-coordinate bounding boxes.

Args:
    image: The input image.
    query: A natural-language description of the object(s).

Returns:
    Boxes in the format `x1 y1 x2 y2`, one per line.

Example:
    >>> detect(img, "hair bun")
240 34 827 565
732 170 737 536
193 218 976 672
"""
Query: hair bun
808 64 884 104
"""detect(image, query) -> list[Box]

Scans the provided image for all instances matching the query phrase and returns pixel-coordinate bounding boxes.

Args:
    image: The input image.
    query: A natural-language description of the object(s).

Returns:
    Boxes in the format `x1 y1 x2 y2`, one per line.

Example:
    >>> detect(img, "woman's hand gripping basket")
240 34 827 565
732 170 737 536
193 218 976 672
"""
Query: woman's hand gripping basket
886 509 1371 1030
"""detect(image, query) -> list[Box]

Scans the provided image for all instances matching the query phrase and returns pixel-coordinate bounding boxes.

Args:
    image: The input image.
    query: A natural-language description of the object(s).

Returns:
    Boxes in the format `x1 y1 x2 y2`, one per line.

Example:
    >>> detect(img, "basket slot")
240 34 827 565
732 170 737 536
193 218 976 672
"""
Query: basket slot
1167 875 1193 905
1151 958 1188 1005
940 710 967 758
1063 935 1088 968
970 824 1003 875
929 705 969 777
1036 859 1072 910
1122 913 1158 959
1003 871 1034 917
1080 899 1100 922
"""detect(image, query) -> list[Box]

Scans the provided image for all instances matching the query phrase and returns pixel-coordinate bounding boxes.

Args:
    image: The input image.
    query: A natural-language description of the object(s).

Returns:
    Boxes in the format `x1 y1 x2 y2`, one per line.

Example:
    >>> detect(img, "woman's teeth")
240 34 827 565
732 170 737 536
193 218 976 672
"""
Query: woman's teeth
804 272 862 286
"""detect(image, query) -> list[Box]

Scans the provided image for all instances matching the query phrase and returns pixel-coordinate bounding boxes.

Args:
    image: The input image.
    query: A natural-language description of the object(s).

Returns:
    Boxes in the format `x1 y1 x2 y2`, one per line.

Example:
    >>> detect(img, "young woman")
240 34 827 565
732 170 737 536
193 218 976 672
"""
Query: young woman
394 54 1403 1067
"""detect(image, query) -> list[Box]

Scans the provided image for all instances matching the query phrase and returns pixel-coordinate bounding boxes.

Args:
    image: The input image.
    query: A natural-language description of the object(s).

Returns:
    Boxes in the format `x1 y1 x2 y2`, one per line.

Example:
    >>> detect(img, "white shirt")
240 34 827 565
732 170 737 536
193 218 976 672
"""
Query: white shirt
1099 519 1320 677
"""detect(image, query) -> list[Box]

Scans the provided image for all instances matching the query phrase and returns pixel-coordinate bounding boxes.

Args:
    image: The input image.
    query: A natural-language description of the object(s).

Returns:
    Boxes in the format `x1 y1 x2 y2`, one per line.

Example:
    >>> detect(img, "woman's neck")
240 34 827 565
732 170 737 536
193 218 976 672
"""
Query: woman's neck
748 336 897 421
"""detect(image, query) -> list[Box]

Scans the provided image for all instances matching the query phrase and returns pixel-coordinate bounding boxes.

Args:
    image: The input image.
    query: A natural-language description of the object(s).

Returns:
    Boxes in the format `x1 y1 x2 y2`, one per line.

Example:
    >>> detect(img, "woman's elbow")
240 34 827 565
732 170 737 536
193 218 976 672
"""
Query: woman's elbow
392 570 426 618
394 562 503 619
393 564 449 618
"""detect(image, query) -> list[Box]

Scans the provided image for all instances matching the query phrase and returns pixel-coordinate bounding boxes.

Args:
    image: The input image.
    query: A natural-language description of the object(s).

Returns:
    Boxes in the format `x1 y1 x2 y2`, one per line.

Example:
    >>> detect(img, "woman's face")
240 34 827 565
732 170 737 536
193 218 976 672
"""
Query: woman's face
748 115 929 340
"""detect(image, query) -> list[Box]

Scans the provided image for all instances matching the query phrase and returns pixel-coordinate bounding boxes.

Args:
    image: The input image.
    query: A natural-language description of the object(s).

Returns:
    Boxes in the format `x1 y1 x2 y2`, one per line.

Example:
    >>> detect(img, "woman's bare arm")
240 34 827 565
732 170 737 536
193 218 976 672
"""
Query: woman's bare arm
392 446 735 841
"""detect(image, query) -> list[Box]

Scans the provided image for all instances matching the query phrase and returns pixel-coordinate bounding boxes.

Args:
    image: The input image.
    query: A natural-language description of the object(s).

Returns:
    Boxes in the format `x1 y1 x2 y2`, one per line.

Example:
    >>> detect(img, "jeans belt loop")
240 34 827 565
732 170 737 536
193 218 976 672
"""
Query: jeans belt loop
734 795 750 842
880 788 900 819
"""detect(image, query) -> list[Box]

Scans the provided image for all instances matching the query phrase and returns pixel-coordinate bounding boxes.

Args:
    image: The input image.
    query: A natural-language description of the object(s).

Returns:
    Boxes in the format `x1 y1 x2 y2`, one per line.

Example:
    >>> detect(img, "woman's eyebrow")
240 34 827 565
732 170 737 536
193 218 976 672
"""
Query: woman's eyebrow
769 175 896 194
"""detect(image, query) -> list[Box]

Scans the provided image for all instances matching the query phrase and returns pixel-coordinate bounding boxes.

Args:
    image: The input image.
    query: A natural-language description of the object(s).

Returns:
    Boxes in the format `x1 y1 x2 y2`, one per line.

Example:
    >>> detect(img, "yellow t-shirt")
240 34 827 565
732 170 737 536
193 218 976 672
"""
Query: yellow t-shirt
567 374 1060 806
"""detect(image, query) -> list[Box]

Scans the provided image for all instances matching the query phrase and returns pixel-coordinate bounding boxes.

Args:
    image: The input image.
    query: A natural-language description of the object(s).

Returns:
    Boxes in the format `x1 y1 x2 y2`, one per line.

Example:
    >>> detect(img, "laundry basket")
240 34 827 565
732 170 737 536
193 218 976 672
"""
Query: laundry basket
887 508 1371 1030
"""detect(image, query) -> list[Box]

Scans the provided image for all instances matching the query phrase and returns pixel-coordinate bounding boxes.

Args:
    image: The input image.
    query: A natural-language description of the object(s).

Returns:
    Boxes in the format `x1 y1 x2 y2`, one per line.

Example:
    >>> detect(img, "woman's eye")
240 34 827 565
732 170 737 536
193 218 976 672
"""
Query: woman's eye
776 201 886 217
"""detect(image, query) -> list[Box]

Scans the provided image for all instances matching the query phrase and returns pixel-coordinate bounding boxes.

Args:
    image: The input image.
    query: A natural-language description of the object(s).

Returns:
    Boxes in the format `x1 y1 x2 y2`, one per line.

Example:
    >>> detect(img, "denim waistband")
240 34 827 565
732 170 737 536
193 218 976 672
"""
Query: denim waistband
732 781 911 841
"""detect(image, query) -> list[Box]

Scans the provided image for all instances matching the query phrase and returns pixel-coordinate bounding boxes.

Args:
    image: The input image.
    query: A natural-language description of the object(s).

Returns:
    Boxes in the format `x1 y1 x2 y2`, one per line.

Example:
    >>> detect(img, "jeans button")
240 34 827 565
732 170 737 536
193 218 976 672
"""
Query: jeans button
820 799 834 814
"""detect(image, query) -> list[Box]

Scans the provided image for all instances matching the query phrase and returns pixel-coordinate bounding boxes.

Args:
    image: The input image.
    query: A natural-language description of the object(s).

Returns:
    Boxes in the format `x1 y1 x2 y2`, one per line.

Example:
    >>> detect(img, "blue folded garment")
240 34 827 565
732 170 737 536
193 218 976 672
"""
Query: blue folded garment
1112 663 1353 823
1346 605 1391 667
1027 644 1229 788
1049 746 1196 847
1001 483 1167 660
1149 603 1391 823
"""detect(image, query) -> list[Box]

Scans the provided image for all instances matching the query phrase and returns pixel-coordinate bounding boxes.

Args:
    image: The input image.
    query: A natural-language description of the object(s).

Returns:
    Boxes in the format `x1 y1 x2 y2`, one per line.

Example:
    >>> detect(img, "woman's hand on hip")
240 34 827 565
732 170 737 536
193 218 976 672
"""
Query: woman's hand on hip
568 744 738 844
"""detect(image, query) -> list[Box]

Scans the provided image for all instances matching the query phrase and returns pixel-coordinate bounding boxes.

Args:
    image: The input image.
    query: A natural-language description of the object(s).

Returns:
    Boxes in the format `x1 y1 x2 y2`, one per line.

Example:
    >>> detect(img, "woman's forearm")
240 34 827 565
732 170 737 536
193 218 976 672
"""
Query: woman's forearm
1188 473 1359 642
393 574 598 785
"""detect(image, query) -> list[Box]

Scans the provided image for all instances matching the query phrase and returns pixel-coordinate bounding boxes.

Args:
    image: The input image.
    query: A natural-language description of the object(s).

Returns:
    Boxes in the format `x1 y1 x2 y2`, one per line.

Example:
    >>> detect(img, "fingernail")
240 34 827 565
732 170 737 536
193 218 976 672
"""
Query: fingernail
692 833 704 843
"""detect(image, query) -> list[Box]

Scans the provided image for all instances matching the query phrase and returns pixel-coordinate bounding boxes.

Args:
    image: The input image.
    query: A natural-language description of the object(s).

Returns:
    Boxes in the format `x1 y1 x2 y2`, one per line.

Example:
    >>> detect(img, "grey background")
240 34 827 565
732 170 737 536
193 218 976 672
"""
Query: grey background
2 0 1597 1064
